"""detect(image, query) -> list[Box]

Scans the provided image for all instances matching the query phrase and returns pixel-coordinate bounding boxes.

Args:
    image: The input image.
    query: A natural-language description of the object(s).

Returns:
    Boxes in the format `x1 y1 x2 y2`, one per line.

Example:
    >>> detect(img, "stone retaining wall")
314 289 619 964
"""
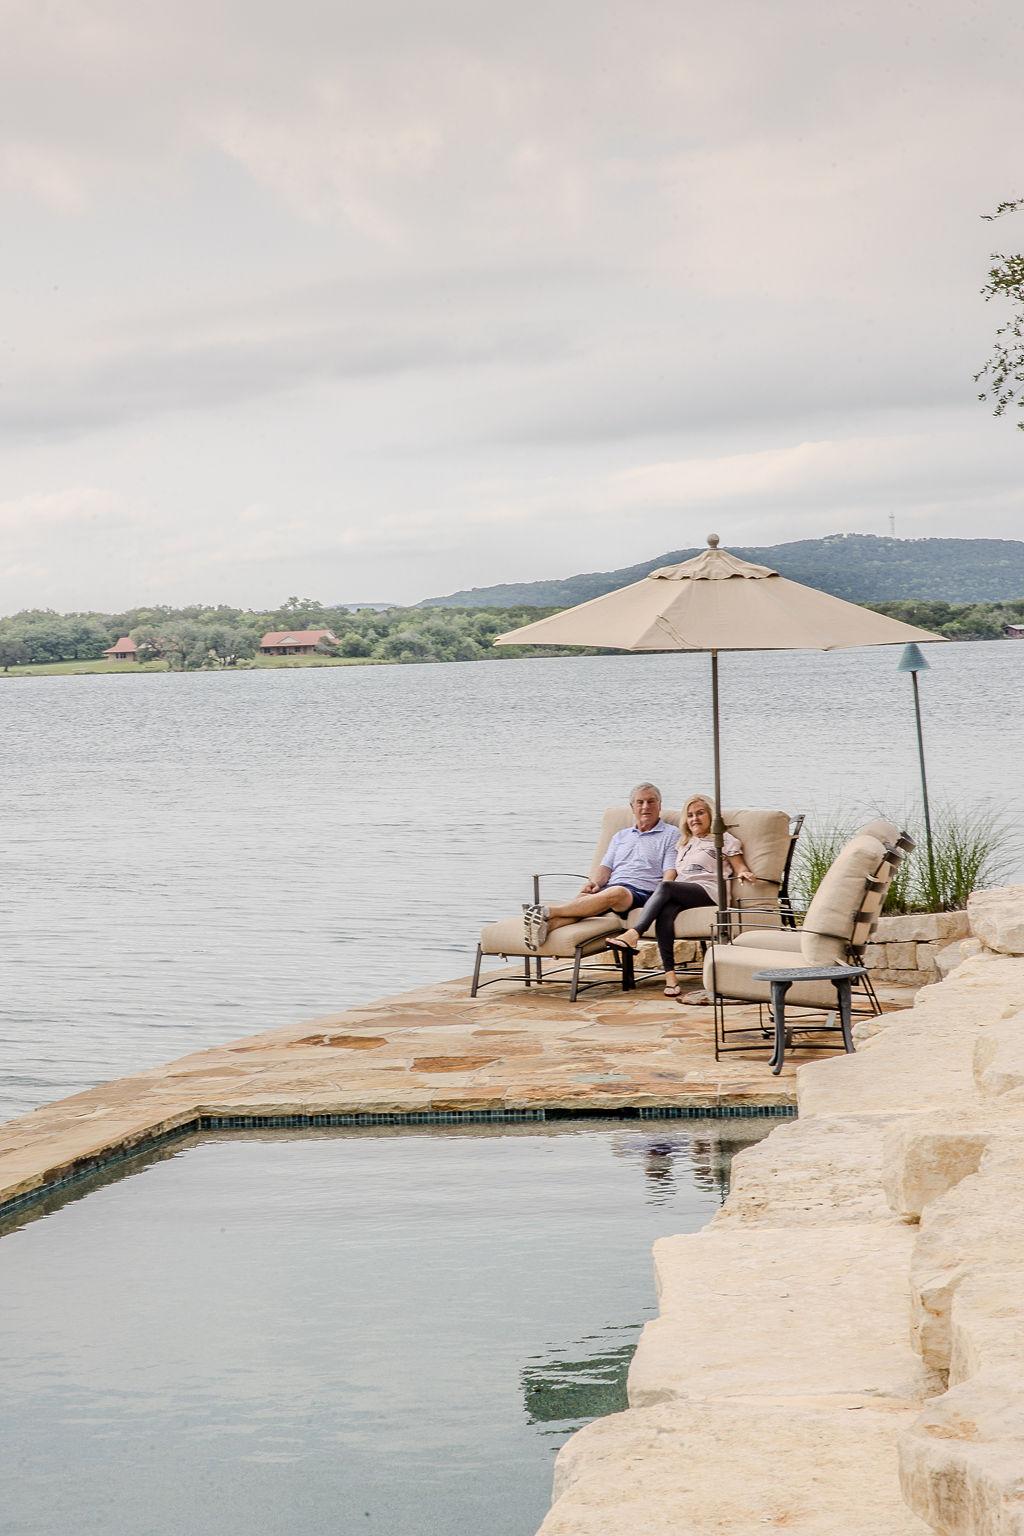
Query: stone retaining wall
864 909 974 988
628 913 976 990
538 884 1024 1536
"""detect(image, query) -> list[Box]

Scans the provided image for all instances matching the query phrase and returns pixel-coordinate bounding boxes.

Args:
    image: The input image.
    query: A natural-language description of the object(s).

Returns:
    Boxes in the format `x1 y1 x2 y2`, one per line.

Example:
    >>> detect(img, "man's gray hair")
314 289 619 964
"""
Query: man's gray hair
629 782 662 805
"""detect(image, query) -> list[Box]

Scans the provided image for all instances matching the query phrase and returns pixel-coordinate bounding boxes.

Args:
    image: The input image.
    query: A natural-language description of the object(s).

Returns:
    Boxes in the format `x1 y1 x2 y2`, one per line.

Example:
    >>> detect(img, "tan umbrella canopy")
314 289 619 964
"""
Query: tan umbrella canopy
494 534 944 915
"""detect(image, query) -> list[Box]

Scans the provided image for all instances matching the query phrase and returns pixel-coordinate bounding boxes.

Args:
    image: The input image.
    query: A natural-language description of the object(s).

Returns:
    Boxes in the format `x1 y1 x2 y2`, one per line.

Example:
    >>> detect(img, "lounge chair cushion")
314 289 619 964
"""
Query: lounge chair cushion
702 942 850 1011
800 833 888 963
479 913 621 960
731 928 802 953
626 903 718 940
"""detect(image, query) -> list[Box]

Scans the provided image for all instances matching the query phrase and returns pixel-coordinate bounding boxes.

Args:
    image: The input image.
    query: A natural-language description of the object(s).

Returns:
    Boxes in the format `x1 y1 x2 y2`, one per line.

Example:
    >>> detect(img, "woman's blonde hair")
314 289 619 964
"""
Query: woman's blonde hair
679 794 714 843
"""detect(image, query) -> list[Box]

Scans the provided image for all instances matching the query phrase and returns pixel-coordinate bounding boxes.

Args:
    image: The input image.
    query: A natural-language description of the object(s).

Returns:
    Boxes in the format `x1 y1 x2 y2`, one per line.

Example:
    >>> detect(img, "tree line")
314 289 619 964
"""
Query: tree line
0 598 573 671
2 594 1023 672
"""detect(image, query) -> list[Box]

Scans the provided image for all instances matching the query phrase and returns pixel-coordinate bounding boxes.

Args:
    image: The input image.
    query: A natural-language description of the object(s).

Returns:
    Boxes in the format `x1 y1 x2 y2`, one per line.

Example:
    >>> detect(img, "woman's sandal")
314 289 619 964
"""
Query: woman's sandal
607 935 639 955
664 983 682 997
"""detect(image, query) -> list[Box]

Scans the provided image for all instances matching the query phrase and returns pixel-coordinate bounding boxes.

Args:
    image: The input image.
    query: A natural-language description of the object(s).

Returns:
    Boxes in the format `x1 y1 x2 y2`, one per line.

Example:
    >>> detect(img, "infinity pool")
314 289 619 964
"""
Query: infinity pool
1 1117 777 1535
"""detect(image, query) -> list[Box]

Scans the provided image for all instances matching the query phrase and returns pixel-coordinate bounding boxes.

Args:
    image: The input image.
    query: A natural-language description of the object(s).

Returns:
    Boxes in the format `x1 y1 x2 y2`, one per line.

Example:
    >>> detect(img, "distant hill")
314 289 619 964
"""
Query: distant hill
419 535 1024 607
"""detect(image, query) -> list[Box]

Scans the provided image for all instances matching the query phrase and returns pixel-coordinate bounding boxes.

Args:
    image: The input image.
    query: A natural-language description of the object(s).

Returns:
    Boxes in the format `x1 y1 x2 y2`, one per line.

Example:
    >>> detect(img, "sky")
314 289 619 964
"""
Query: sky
2 0 1023 613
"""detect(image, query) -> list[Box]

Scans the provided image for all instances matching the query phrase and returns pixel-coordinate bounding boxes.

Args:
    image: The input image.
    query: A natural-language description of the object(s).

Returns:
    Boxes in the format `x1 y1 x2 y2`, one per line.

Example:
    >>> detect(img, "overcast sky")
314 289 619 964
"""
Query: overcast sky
2 0 1023 613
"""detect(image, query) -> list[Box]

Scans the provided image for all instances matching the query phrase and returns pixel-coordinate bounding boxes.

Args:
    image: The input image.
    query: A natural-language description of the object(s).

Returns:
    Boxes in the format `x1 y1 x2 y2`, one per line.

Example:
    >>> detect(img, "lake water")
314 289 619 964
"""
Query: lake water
0 1118 771 1536
2 643 1019 1121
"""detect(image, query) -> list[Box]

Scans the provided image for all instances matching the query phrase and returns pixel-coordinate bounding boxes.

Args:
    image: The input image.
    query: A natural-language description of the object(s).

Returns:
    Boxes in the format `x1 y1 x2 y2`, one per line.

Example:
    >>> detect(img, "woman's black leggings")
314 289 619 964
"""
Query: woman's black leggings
632 880 715 970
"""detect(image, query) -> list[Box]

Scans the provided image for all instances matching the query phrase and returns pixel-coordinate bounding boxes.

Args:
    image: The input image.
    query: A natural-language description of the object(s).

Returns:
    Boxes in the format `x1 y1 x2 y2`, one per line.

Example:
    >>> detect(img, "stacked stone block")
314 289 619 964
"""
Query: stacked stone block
863 909 972 987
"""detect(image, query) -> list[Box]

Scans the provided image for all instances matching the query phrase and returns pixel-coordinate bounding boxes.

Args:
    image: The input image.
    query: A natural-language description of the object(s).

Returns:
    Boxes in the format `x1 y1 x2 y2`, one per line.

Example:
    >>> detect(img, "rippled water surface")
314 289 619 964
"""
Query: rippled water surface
0 1118 771 1536
3 644 1020 1119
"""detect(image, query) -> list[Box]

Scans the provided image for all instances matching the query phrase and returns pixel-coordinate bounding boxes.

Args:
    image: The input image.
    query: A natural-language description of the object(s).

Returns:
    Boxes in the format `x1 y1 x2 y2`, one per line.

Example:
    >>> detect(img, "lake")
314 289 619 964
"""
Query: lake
2 642 1018 1121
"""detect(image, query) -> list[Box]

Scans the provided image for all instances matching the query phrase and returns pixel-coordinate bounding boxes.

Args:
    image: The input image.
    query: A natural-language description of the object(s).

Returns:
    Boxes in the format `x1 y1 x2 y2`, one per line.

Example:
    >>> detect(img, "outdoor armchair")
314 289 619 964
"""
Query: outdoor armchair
704 819 912 1060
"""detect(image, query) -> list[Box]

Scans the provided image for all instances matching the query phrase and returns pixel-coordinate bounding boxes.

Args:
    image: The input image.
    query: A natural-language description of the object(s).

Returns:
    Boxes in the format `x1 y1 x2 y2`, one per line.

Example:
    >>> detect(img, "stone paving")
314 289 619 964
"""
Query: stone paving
0 969 911 1211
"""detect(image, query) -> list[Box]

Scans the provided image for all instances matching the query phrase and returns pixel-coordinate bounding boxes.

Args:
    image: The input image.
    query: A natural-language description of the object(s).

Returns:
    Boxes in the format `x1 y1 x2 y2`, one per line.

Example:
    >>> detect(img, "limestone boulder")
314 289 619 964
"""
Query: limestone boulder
714 1112 902 1228
884 1123 989 1222
880 1108 1024 1221
629 1224 940 1407
899 1372 1024 1536
974 1012 1024 1100
799 955 1024 1119
542 1399 932 1536
969 886 1024 956
934 936 984 979
910 1148 1024 1371
949 1264 1024 1385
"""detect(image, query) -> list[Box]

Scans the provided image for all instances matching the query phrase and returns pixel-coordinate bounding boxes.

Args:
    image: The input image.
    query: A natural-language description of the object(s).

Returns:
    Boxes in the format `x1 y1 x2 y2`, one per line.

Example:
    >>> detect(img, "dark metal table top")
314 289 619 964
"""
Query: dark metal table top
751 963 867 983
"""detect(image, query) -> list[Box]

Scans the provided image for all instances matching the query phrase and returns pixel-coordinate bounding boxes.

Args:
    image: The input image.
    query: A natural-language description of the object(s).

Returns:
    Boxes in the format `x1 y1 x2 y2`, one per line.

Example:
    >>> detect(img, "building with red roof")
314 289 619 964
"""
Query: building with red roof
103 637 138 661
259 628 339 656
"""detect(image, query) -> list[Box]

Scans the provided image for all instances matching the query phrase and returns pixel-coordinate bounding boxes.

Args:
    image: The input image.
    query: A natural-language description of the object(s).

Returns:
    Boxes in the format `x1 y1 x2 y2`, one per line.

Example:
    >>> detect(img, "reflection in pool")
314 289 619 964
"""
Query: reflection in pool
1 1118 777 1536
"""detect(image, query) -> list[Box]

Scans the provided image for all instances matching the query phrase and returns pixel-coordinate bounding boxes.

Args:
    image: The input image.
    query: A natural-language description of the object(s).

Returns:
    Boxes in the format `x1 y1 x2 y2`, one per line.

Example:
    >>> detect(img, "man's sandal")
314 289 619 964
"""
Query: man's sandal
521 903 549 950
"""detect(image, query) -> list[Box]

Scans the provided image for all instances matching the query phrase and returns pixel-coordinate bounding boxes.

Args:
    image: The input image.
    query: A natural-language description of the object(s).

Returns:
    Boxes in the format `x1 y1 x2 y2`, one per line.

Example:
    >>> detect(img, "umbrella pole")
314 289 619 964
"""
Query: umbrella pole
710 649 728 938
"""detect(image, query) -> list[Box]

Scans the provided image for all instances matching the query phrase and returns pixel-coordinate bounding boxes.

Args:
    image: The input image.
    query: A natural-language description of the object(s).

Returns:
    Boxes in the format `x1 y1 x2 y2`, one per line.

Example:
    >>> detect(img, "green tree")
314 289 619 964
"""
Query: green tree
0 630 29 670
977 198 1024 428
206 623 259 666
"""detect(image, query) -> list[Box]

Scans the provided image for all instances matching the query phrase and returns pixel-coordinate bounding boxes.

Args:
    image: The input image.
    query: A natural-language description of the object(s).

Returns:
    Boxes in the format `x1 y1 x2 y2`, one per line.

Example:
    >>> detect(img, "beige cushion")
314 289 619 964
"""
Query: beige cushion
731 928 802 953
703 943 852 1010
480 913 621 959
626 903 717 940
800 834 887 964
855 818 899 847
589 805 791 889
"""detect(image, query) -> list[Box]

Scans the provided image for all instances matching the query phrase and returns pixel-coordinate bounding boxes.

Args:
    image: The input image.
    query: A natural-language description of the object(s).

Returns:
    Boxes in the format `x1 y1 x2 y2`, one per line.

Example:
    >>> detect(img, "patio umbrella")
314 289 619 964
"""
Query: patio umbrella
493 535 944 918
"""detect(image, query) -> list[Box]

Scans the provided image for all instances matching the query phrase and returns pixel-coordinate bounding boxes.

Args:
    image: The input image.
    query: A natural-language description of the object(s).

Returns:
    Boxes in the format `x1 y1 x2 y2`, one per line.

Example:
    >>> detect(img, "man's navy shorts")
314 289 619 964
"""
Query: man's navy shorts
616 883 654 911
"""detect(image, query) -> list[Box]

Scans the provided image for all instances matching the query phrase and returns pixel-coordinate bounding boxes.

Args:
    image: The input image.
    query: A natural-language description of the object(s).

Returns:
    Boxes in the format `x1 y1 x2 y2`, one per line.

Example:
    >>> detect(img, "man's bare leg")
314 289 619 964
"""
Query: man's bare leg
543 886 633 931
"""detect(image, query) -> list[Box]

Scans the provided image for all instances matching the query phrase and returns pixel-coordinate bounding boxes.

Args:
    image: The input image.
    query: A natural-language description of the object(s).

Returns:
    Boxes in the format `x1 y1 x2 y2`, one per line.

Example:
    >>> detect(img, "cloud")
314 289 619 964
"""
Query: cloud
0 311 570 442
0 487 139 531
1 0 1022 612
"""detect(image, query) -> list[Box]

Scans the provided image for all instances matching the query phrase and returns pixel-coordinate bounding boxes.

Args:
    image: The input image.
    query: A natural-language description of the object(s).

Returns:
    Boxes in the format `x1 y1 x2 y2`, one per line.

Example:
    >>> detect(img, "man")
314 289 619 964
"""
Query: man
522 783 678 949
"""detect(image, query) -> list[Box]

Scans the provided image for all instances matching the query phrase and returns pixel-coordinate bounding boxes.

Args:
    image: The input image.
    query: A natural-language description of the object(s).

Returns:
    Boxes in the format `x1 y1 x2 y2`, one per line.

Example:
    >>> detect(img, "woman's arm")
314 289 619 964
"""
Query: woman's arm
731 852 756 885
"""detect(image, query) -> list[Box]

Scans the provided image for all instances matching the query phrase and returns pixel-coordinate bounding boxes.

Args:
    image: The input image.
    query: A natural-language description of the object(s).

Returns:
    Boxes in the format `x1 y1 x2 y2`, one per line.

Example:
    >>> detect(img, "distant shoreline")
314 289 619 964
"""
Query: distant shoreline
2 634 1018 679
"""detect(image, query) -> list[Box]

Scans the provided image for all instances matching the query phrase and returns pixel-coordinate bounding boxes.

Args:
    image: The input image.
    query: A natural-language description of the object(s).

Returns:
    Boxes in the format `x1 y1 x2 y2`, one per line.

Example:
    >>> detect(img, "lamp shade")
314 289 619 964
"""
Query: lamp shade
897 642 931 673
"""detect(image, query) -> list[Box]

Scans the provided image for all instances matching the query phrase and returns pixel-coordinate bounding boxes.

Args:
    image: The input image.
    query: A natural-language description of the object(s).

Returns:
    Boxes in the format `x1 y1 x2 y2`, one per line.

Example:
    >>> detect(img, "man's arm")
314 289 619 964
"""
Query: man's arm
581 864 612 894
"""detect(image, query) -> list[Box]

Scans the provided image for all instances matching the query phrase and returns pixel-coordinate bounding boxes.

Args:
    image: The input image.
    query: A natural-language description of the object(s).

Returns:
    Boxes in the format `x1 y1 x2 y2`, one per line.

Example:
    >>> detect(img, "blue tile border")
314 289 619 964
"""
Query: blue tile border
0 1102 796 1224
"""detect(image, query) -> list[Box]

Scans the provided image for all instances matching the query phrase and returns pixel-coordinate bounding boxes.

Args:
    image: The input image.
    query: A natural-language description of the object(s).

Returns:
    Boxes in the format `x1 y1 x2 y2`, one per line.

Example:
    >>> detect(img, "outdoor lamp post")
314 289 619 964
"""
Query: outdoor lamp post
897 642 937 902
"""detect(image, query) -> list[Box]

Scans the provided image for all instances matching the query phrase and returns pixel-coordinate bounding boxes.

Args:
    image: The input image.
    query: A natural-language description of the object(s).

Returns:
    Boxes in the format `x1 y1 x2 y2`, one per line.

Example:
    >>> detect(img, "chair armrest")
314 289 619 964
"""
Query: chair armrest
530 872 591 901
720 904 807 927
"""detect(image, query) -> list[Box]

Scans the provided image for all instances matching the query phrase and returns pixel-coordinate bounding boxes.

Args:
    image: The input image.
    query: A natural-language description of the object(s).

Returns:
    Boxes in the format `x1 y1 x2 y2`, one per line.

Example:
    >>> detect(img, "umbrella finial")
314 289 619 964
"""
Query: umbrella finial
707 533 720 548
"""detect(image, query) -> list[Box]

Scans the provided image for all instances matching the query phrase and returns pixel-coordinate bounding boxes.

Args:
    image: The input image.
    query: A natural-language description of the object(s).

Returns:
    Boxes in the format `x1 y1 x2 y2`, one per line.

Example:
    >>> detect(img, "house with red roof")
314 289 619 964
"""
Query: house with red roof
103 637 138 661
259 628 339 656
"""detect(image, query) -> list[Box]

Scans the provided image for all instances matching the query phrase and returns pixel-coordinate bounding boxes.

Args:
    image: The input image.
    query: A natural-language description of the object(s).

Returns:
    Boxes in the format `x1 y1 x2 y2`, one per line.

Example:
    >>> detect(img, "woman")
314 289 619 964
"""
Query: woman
608 794 756 997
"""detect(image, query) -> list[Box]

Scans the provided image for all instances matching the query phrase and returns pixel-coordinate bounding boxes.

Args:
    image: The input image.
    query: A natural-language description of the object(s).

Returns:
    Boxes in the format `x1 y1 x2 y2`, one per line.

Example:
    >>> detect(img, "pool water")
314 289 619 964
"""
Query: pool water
0 1117 776 1535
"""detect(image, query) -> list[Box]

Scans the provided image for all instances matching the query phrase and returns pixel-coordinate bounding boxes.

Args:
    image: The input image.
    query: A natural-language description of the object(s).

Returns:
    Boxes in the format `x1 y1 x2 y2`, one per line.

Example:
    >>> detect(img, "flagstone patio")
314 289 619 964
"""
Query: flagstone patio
0 970 913 1215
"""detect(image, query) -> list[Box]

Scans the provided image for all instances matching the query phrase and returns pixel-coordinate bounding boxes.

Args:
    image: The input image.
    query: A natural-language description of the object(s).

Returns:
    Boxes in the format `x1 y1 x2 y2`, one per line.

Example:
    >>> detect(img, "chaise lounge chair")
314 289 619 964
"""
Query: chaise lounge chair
703 818 912 1060
471 806 802 1002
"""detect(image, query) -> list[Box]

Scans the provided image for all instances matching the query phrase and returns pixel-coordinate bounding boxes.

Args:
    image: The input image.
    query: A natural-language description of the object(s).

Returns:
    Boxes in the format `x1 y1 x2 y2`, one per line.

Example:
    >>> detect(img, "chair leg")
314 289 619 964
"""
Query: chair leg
471 945 483 997
570 947 583 1002
862 971 882 1016
621 949 636 991
524 956 532 987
